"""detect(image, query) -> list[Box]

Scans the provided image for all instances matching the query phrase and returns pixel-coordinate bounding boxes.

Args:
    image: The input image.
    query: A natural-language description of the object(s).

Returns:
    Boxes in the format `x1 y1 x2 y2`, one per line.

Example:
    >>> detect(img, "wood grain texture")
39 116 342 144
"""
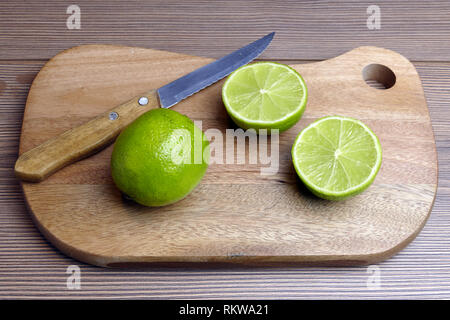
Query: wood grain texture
1 0 450 300
1 59 450 299
1 1 450 62
15 45 437 267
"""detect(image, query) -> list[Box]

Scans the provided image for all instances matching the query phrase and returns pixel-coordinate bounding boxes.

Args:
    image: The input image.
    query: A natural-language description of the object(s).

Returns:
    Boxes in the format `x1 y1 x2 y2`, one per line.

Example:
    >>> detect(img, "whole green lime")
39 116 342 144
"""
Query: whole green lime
111 108 209 207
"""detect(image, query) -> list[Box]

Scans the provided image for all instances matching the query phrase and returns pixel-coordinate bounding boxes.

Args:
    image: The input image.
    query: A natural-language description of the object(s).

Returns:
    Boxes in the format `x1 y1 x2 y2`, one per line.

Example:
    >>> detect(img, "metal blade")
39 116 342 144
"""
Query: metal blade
157 32 275 108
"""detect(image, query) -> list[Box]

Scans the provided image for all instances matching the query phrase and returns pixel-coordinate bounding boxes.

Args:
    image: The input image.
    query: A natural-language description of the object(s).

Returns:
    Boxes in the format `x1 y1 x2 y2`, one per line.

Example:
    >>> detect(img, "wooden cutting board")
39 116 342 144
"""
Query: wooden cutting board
19 45 437 267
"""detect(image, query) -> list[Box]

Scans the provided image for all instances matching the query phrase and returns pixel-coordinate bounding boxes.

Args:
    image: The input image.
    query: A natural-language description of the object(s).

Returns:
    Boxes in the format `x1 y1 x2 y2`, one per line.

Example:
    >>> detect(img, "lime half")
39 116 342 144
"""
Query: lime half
292 116 382 200
222 62 307 133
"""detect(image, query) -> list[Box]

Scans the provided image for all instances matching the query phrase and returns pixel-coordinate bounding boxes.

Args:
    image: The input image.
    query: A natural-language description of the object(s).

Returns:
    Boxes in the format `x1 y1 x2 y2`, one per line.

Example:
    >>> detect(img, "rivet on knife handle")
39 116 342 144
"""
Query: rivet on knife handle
15 90 160 182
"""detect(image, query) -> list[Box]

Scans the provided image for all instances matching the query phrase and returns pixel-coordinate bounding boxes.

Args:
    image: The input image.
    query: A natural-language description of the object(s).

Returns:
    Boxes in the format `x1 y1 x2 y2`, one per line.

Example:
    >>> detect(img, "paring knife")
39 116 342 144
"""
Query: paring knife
15 32 275 182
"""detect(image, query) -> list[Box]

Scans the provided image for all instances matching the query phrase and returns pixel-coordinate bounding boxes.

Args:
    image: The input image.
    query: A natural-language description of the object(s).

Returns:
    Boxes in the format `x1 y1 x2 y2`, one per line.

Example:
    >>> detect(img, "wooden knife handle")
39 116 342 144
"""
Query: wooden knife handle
15 90 160 182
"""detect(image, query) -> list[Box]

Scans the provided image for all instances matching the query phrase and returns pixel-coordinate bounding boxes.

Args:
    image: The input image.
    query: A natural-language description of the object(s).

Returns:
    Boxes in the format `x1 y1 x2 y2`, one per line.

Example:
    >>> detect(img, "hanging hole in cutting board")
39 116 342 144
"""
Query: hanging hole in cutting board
362 64 396 89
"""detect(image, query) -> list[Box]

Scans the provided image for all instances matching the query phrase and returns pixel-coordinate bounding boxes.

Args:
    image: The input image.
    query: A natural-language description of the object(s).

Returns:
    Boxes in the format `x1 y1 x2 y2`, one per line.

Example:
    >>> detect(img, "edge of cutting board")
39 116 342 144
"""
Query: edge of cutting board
19 44 438 267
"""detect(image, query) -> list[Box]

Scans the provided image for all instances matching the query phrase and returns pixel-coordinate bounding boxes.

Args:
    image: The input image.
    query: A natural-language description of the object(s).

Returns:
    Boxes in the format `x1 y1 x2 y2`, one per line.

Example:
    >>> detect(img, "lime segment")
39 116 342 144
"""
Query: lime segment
292 116 382 200
222 62 307 132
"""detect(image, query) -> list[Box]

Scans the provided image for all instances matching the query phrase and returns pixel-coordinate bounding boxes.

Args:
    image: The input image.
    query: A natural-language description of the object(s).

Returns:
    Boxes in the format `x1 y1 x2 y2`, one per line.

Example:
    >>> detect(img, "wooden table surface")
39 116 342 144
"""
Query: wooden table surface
1 0 450 299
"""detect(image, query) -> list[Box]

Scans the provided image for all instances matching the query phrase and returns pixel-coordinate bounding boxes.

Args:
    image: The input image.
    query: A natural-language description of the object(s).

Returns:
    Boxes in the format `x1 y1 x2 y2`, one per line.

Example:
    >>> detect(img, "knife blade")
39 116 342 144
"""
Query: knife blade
158 32 274 108
15 32 275 182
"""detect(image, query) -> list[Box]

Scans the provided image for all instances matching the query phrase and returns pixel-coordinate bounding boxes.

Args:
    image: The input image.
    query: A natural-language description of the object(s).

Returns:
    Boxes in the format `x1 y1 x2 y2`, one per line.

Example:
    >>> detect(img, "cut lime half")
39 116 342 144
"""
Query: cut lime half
222 62 307 133
292 116 382 200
